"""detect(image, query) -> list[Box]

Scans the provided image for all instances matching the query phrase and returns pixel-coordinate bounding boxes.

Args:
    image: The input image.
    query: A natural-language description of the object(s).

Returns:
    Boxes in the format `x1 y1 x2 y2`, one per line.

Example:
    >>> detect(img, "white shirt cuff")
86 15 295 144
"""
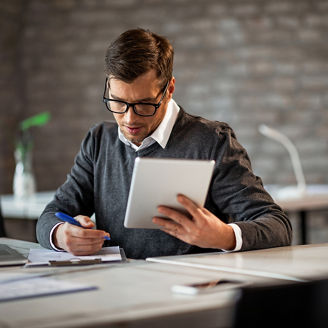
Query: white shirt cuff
49 222 65 251
222 223 242 252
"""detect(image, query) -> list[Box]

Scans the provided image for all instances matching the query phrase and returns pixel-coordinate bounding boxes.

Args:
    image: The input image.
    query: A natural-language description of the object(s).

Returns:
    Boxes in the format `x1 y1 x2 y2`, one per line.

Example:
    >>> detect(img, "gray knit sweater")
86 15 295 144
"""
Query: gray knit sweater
36 109 292 259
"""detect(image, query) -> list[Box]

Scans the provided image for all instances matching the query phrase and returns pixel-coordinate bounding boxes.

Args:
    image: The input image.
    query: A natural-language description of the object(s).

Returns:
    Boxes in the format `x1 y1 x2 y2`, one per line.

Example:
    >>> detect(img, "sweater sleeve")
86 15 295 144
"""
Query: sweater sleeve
36 129 95 250
211 124 292 251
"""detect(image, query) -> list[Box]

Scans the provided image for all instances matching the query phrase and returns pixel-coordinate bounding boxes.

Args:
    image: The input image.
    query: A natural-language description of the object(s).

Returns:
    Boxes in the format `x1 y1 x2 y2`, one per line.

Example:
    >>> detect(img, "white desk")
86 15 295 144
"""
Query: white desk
1 239 328 328
148 243 328 282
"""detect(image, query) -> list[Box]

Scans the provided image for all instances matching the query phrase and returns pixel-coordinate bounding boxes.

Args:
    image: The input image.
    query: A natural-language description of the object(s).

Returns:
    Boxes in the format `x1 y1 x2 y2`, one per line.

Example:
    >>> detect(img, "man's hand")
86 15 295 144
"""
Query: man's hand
53 215 110 255
152 194 236 250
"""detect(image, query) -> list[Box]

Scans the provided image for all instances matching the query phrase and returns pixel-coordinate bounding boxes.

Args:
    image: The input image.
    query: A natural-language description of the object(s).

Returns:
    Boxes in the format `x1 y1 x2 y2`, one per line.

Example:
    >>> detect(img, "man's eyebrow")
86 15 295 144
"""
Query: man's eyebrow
109 93 158 103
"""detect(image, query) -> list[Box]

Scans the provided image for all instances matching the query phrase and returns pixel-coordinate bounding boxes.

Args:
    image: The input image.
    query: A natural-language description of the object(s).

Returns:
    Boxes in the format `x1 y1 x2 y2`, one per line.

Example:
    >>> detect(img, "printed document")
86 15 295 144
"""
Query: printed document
26 246 122 267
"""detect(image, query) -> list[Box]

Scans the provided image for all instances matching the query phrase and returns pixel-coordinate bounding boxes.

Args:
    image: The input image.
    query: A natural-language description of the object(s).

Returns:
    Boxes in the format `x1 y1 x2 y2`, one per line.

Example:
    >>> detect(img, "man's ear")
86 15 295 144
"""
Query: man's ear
167 77 175 99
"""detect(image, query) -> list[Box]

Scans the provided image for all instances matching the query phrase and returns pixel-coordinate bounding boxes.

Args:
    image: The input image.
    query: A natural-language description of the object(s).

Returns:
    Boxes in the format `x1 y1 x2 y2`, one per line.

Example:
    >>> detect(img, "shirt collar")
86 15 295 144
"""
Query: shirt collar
118 99 180 151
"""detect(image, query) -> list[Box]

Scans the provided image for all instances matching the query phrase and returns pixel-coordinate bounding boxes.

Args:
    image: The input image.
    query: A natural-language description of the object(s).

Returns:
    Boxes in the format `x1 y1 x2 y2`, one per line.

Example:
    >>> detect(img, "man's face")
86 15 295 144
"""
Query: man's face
108 70 175 146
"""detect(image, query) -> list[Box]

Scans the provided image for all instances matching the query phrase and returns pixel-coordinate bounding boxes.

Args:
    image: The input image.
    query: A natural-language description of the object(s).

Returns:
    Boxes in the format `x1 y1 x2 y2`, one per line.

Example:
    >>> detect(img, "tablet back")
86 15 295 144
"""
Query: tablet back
124 158 215 229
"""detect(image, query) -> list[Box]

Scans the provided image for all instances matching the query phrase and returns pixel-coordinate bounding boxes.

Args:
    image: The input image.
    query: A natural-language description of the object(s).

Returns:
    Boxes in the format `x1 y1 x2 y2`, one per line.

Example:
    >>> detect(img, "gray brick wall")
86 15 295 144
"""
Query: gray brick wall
1 0 327 243
0 0 25 193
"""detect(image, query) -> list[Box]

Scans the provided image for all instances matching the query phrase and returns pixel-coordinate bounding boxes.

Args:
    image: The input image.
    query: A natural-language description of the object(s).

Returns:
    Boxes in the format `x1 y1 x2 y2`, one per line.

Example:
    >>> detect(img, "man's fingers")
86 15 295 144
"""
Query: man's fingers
153 216 184 233
156 206 194 231
54 219 110 255
156 207 185 223
61 228 105 255
176 194 204 217
66 238 104 256
63 223 109 240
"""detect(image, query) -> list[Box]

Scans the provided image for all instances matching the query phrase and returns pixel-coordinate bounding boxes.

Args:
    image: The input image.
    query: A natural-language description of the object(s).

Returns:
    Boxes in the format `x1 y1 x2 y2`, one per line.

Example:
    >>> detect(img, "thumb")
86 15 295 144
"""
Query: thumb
74 215 95 228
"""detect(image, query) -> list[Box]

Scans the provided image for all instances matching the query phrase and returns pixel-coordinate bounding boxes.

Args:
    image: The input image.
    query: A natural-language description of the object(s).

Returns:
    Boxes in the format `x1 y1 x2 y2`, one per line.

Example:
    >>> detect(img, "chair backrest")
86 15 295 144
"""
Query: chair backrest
0 199 6 237
232 279 328 328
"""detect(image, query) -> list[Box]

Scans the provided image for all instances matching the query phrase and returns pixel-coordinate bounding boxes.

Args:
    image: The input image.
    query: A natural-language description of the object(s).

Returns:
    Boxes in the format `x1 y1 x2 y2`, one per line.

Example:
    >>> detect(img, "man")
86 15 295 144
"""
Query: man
36 28 292 259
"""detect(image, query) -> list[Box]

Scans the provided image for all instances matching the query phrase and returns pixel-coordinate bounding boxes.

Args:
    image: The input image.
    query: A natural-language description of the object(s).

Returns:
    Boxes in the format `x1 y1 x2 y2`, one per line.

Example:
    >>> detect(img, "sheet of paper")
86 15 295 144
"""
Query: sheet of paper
26 246 122 267
0 272 34 284
0 276 97 302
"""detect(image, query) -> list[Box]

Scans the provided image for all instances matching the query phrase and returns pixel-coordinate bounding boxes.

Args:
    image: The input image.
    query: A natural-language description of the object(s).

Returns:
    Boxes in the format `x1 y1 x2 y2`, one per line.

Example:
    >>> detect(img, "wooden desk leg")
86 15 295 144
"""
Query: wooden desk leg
300 210 308 245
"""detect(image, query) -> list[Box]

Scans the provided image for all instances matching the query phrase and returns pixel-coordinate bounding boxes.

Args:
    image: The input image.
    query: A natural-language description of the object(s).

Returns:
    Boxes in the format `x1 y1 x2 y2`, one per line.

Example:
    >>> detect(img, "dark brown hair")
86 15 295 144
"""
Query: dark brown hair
105 28 174 87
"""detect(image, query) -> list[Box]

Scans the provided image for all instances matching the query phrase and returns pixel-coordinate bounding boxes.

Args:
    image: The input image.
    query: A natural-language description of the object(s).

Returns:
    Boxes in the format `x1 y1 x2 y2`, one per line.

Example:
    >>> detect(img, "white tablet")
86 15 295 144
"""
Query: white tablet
124 158 215 229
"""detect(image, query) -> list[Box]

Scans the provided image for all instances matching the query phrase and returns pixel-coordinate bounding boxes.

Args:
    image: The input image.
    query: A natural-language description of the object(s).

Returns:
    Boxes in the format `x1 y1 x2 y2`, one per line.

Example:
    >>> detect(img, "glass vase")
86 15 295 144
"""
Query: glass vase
13 147 36 199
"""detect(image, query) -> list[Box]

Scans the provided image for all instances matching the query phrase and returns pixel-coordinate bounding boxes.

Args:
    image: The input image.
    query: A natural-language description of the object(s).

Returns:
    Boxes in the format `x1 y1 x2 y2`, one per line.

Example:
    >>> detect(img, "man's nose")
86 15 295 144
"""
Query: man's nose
124 105 138 122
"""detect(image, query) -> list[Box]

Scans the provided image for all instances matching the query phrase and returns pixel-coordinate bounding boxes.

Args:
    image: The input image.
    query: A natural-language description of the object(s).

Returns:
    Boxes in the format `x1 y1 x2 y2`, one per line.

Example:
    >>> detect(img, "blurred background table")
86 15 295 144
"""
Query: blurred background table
1 185 328 244
266 184 328 245
0 191 54 241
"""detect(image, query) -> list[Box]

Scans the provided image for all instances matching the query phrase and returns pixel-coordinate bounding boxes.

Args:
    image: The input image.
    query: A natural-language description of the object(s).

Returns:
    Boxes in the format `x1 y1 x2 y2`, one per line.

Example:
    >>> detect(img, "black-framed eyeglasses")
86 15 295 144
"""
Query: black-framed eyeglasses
102 78 169 117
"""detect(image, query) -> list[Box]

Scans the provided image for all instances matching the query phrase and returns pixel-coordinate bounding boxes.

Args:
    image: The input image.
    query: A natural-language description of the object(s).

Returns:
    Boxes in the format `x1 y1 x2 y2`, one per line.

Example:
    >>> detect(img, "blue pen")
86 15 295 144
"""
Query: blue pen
55 212 110 240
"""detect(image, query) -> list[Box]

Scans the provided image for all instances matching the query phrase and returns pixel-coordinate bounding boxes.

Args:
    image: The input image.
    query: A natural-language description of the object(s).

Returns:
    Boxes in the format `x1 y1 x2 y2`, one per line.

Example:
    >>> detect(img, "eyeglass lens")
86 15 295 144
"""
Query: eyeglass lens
106 101 156 116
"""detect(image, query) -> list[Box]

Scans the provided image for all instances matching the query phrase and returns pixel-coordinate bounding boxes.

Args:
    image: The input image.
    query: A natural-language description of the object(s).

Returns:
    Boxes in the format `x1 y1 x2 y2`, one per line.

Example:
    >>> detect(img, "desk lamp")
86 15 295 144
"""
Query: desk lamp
258 124 306 200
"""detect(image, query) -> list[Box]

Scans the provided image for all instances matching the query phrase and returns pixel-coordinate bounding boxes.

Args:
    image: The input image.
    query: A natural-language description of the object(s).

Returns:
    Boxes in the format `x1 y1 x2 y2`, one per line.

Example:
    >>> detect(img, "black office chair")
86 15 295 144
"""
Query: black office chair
232 279 328 328
0 199 6 237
